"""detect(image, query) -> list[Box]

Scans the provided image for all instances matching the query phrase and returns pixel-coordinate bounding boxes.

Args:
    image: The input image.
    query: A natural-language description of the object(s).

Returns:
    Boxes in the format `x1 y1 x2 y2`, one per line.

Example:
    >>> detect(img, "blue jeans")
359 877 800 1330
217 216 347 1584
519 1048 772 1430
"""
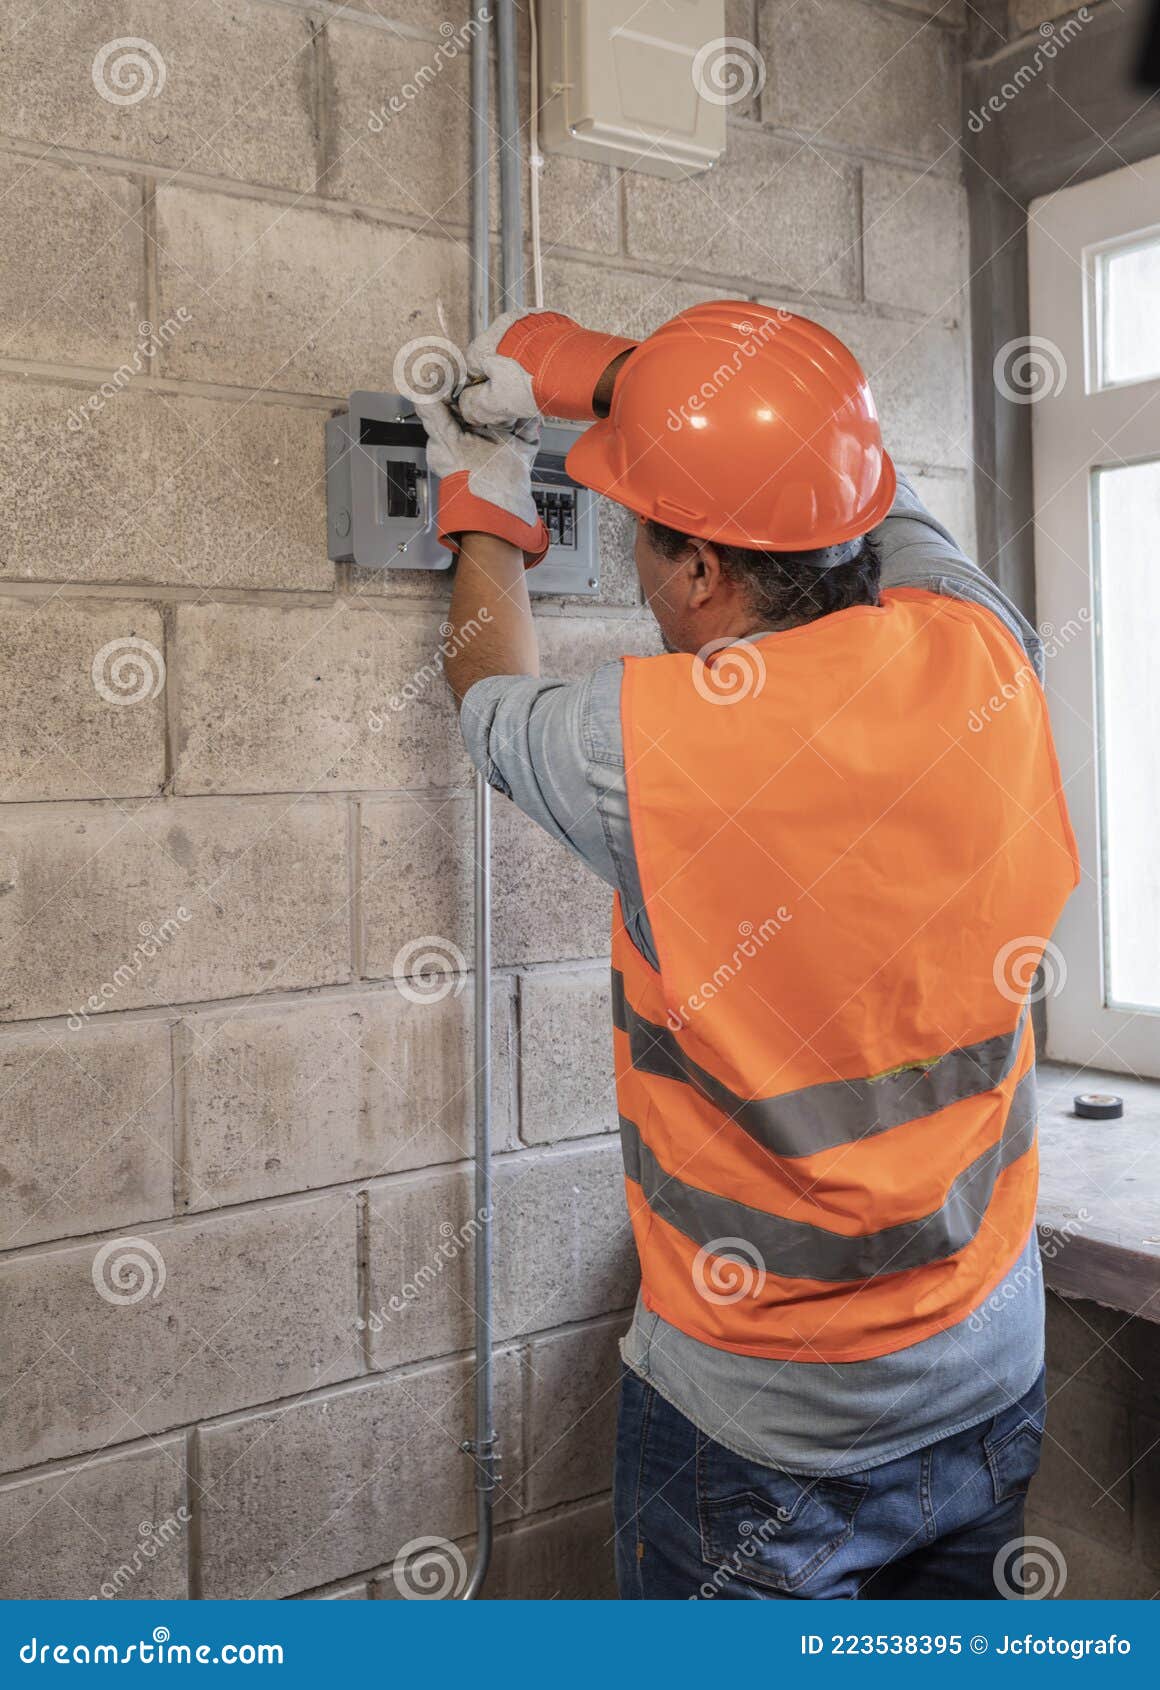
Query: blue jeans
613 1364 1046 1599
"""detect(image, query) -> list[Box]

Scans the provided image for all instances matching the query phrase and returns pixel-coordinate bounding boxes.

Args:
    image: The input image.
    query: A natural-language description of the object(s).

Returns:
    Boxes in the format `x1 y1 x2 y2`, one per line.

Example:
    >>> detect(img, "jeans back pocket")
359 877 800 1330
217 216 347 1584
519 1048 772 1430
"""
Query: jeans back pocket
697 1441 868 1595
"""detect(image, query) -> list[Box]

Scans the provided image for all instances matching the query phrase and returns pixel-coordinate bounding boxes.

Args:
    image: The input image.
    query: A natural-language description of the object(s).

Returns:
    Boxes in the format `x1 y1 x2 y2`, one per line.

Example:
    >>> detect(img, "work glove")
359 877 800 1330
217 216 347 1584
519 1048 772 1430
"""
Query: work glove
458 308 637 427
415 395 550 568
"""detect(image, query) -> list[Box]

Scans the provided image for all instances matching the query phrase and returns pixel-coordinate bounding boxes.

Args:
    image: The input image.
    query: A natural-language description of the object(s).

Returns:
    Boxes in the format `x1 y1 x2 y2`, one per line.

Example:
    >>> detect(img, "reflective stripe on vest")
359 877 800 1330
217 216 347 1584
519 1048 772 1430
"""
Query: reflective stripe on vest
613 588 1079 1363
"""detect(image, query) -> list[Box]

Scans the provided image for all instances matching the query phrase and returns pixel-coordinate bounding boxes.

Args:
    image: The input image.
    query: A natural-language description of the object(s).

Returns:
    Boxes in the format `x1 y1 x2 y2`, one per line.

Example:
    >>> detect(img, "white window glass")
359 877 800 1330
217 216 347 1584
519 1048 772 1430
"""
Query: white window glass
1097 234 1160 389
1093 458 1160 1009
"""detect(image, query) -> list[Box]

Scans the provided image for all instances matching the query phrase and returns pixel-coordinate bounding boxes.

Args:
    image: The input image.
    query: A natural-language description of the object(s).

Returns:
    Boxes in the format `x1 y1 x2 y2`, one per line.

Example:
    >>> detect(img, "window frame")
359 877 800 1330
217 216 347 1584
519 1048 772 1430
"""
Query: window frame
1028 154 1160 1077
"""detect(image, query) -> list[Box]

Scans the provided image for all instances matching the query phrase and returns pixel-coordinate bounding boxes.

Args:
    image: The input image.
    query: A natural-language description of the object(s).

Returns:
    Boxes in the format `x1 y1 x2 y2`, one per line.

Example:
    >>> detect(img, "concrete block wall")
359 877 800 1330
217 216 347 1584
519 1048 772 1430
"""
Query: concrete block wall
1026 1294 1160 1600
0 0 974 1599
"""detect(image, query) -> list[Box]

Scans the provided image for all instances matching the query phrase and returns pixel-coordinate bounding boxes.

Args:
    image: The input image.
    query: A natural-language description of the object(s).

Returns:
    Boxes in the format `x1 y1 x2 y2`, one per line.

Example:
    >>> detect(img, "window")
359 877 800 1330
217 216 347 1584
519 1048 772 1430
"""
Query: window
1028 156 1160 1075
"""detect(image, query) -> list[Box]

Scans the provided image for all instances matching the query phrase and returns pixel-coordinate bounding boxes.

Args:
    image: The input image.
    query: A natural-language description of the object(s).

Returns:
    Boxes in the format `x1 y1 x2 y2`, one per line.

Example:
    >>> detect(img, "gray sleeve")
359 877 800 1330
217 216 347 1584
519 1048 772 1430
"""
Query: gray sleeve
458 661 658 966
458 663 624 888
874 474 1044 677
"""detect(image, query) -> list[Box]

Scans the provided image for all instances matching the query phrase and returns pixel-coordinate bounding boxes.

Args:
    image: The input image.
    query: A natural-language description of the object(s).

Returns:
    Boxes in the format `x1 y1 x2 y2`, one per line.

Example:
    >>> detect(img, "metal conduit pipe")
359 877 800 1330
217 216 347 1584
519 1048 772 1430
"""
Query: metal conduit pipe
461 0 497 1604
460 0 525 1600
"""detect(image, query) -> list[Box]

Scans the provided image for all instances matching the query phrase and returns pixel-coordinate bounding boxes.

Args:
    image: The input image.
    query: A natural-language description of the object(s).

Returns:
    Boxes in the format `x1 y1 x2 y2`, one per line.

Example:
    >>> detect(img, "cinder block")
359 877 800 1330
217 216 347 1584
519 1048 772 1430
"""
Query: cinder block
363 1164 476 1369
720 0 762 122
360 977 518 1173
154 186 468 396
786 306 968 470
0 597 165 801
0 1438 188 1601
1021 1509 1159 1600
337 0 472 26
0 1018 173 1251
0 1 316 191
493 802 614 965
625 127 859 298
543 257 732 341
492 1141 637 1339
534 611 658 679
759 0 959 165
196 1351 523 1599
179 982 516 1210
359 794 614 977
0 797 349 1024
0 158 143 368
1034 1370 1133 1553
523 1319 623 1510
364 1142 635 1360
292 1578 370 1599
482 1497 618 1600
1130 1410 1160 1575
174 603 467 795
899 469 976 561
519 967 617 1144
537 154 621 257
325 18 473 223
594 499 643 609
0 1193 359 1474
1044 1293 1160 1404
862 166 967 318
177 997 364 1211
1010 0 1079 33
0 381 333 593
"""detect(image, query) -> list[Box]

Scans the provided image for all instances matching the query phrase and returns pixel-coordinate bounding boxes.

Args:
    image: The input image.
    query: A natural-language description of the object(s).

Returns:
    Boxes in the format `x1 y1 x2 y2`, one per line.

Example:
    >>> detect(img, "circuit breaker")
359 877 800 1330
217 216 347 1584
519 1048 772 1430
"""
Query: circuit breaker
325 391 600 596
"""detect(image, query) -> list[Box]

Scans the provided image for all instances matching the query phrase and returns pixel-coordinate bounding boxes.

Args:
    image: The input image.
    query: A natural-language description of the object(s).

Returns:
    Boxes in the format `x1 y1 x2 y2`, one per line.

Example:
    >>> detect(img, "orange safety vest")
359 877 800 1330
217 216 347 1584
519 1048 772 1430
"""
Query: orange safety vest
613 589 1079 1363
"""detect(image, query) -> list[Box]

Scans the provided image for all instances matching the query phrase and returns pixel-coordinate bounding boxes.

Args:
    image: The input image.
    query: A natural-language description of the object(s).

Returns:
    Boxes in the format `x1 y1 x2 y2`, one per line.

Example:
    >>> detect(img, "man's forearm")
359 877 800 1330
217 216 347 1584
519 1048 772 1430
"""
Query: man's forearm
445 532 539 704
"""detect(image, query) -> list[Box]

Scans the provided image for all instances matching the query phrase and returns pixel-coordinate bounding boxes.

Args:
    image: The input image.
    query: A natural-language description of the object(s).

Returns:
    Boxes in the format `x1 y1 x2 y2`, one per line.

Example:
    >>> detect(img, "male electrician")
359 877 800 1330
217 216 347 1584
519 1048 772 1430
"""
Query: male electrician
415 303 1078 1600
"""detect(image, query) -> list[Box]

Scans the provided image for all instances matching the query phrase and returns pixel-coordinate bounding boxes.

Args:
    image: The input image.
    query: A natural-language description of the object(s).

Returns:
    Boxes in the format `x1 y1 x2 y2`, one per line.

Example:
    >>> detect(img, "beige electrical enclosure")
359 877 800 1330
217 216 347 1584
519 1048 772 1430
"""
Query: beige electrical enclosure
539 0 729 179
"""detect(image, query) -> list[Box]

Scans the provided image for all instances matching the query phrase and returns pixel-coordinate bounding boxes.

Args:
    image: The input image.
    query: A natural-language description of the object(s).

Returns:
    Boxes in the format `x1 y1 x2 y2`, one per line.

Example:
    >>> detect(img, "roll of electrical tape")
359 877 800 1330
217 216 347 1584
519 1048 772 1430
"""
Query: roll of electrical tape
1074 1092 1124 1120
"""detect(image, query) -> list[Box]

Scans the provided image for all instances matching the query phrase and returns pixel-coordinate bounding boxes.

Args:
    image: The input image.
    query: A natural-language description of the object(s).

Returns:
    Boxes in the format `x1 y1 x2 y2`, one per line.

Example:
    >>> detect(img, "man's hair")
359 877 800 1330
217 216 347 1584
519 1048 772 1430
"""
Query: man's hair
643 520 881 628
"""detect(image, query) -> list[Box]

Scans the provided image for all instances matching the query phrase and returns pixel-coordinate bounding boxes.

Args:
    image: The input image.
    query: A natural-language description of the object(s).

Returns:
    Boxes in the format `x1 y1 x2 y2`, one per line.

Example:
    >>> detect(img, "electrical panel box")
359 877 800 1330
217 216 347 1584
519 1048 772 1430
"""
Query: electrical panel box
325 391 600 597
539 0 729 180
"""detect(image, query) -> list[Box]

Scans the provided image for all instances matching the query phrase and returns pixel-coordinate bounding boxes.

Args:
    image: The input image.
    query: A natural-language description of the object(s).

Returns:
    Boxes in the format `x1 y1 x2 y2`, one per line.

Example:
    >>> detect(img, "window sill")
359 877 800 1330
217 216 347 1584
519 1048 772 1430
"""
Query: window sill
1037 1060 1160 1323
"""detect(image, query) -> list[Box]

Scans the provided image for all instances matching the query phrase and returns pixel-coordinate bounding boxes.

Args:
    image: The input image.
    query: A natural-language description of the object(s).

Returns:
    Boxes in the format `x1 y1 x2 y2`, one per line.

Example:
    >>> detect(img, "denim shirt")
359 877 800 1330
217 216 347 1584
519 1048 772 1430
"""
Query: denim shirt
459 476 1046 1473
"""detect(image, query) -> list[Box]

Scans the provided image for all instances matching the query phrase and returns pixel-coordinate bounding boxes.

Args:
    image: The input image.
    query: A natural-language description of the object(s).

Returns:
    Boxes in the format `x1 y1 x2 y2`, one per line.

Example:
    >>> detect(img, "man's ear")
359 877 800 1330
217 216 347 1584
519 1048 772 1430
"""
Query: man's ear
686 541 723 608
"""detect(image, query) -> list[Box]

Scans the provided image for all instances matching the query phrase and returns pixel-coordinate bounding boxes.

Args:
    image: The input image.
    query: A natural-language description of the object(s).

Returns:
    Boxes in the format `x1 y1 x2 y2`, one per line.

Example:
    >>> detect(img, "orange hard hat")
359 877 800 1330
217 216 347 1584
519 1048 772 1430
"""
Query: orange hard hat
565 302 896 551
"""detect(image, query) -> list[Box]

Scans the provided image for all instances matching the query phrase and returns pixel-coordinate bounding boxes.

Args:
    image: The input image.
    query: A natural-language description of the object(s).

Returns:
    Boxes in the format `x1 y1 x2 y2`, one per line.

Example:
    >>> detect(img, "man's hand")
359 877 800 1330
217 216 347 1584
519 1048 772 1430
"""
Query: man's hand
458 308 637 427
415 393 549 567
